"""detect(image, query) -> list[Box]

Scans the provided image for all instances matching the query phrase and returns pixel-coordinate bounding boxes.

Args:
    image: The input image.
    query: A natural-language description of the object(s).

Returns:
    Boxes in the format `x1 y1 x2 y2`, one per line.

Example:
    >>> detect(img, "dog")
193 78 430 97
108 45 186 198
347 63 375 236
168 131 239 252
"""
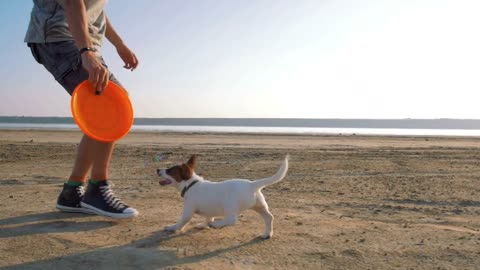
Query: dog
156 154 289 239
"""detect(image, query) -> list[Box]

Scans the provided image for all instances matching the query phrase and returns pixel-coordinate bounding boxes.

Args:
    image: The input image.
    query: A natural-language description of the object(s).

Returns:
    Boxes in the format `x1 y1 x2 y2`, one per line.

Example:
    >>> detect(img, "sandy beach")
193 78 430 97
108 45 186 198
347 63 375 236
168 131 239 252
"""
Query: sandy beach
1 130 480 269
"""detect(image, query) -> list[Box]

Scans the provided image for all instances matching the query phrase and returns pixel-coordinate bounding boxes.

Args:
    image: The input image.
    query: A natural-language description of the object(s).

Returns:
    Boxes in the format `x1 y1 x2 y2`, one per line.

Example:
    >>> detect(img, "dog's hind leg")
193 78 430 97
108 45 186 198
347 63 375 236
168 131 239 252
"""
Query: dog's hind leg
195 217 214 229
208 214 237 229
208 202 238 229
253 192 274 239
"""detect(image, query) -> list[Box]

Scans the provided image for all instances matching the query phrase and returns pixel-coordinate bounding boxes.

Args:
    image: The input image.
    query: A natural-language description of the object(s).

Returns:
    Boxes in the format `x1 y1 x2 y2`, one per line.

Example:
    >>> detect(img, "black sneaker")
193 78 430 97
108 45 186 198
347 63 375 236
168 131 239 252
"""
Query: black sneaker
80 181 138 219
56 184 95 214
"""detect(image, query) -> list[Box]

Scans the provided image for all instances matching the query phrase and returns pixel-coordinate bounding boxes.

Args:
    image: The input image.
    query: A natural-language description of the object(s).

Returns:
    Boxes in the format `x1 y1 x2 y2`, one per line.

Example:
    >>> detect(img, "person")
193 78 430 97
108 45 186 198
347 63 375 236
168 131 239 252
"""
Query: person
25 0 139 218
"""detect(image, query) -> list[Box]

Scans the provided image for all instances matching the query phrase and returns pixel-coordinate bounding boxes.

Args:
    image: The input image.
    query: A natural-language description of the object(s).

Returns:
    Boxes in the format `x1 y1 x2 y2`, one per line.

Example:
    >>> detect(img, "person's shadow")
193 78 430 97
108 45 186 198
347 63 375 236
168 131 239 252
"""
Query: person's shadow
0 212 265 269
0 212 115 238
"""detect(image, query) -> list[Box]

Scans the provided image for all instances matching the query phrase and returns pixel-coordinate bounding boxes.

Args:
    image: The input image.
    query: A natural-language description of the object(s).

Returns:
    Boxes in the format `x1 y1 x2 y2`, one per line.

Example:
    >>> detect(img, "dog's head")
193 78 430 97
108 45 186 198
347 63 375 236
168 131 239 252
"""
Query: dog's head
156 155 197 187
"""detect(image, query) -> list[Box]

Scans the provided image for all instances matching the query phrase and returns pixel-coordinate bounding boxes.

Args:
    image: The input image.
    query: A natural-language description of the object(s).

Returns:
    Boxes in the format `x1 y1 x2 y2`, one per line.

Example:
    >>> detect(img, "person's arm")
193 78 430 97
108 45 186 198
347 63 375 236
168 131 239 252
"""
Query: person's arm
63 0 109 93
105 15 139 71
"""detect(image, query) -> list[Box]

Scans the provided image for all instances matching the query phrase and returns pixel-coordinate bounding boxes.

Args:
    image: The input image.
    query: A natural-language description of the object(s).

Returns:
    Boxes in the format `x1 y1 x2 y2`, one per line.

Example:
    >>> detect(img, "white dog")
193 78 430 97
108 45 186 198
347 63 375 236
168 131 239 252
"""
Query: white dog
156 154 289 239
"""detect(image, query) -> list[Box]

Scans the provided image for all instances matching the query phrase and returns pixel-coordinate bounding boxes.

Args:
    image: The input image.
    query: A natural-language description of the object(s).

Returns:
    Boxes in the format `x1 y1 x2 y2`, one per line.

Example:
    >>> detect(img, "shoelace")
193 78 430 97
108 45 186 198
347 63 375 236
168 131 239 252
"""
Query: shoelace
75 186 85 198
99 185 126 210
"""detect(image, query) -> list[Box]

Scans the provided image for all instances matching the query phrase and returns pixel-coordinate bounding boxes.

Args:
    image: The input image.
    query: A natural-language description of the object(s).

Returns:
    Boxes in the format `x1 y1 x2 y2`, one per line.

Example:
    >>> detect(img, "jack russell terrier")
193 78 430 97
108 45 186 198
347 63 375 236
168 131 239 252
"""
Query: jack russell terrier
156 154 289 239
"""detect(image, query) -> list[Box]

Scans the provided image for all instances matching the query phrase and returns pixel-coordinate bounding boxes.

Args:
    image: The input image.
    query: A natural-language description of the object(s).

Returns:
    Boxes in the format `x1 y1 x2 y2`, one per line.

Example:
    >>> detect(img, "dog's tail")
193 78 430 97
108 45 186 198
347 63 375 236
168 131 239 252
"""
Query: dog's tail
251 155 289 190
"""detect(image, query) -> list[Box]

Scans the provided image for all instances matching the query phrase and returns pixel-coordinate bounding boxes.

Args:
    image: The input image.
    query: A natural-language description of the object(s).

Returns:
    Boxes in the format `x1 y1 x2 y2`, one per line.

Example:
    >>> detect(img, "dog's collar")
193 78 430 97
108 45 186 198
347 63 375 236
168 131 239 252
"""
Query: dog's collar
181 180 199 198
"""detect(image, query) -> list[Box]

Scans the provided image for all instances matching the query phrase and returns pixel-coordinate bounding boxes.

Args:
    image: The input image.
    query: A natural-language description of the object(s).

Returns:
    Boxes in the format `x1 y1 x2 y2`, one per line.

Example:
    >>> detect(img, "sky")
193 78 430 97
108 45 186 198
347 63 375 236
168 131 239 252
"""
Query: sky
1 0 479 119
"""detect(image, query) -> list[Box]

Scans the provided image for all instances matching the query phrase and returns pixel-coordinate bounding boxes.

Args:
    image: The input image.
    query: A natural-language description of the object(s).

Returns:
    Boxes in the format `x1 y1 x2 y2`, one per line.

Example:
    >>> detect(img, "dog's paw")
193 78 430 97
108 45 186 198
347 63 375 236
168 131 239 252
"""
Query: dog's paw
259 233 273 240
195 222 209 229
207 221 220 229
164 224 178 232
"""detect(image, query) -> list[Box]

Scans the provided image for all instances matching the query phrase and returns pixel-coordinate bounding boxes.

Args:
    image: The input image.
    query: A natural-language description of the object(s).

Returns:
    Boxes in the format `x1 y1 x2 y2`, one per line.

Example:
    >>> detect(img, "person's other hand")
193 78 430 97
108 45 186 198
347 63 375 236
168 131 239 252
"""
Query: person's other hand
81 51 109 94
116 44 139 71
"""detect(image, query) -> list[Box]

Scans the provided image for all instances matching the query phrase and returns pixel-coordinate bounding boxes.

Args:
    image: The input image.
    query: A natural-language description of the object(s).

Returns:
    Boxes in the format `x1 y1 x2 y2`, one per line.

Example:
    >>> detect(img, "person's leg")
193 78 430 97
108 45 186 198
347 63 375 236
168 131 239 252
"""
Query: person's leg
90 140 115 180
65 124 138 218
68 135 94 183
69 135 115 182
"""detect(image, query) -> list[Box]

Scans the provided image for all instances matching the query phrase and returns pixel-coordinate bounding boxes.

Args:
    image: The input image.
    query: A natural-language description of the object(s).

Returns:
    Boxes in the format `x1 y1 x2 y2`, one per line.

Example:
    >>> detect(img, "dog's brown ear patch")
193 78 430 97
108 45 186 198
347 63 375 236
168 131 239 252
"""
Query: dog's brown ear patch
165 156 196 182
180 164 193 180
166 163 194 182
186 155 197 169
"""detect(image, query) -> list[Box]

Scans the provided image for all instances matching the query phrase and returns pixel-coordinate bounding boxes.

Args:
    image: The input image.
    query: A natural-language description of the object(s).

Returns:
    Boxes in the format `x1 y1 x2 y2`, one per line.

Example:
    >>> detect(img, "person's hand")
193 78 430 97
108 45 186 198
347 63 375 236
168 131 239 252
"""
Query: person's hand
81 51 109 94
116 44 139 71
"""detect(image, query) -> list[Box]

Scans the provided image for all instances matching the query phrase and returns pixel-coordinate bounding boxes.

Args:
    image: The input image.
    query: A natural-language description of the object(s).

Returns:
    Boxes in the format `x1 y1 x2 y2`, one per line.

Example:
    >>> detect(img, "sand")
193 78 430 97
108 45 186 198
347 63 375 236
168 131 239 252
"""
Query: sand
1 130 480 269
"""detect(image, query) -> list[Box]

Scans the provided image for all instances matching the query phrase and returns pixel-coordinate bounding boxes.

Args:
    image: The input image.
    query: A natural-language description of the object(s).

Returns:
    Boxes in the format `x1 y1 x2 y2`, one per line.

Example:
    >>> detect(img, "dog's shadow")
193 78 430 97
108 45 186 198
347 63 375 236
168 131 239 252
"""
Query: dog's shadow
1 225 265 270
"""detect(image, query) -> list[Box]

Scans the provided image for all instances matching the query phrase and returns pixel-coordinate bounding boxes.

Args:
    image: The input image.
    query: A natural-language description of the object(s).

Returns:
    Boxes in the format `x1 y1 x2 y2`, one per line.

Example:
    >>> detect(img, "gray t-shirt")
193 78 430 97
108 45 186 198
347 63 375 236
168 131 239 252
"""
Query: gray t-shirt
24 0 107 49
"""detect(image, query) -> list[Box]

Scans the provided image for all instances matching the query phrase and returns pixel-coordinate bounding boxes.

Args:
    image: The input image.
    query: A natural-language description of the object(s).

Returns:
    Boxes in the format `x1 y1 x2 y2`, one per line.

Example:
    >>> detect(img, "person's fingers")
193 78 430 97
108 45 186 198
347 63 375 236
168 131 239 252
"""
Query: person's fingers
99 68 109 93
82 55 110 94
119 50 139 71
89 68 100 94
88 68 95 87
131 54 139 70
119 52 128 69
126 52 138 70
93 68 101 93
123 55 131 69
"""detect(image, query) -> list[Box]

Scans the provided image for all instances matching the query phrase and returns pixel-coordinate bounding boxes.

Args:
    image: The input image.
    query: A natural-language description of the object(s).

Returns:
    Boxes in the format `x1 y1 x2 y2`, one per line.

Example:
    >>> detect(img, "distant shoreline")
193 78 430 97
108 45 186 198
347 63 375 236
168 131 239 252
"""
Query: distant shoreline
2 128 480 140
2 116 480 130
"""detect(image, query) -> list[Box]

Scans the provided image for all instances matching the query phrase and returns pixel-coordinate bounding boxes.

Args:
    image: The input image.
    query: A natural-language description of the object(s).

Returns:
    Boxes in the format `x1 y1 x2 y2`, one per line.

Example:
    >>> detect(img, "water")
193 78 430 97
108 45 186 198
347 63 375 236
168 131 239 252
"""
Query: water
1 122 480 136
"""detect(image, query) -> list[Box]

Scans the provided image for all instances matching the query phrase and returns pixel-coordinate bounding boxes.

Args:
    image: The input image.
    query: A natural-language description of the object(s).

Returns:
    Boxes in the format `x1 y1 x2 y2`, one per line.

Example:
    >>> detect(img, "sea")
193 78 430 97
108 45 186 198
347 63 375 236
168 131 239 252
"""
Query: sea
2 117 480 136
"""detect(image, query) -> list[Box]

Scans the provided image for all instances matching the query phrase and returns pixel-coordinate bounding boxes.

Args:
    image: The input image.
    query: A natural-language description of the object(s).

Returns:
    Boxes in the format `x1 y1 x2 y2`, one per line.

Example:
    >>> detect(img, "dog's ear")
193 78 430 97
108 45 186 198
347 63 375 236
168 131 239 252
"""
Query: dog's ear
180 164 193 180
186 155 197 170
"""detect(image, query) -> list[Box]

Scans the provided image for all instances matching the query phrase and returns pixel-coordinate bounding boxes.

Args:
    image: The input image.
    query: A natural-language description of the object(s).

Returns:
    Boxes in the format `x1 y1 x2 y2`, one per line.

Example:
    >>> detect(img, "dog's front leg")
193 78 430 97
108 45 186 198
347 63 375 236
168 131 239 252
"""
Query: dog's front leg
165 206 194 232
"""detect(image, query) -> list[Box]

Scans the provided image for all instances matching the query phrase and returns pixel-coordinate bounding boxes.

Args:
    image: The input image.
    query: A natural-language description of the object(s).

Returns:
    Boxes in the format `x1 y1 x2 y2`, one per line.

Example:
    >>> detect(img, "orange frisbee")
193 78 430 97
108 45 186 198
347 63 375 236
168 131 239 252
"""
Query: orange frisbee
71 80 134 142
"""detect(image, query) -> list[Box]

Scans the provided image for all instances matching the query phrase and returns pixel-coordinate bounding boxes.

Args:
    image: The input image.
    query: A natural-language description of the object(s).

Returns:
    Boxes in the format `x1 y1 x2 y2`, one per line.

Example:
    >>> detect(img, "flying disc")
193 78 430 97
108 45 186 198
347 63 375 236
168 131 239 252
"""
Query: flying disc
71 80 133 142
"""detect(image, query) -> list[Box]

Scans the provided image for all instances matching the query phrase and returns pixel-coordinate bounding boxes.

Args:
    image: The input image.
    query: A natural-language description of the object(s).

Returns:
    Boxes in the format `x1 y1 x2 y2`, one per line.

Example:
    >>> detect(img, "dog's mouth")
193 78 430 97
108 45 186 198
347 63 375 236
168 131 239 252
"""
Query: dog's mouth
159 179 172 186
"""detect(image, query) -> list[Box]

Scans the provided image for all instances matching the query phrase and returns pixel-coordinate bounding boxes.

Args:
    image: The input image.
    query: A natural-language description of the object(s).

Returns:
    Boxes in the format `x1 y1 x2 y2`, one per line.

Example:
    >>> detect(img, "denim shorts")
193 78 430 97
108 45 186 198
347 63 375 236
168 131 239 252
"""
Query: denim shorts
28 40 121 96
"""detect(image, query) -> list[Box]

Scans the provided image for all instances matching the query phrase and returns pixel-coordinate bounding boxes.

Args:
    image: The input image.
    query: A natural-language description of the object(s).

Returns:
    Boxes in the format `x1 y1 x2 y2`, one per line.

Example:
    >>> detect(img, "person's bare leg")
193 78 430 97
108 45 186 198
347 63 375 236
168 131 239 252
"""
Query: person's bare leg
68 135 95 183
58 134 106 213
66 134 137 218
69 134 115 182
90 140 115 181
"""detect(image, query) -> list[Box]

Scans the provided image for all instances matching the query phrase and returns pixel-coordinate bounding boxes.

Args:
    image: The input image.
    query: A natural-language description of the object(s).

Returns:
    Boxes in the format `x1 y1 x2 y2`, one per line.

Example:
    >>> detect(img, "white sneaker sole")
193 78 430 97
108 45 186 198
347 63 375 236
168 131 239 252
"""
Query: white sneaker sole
56 204 96 215
80 202 138 219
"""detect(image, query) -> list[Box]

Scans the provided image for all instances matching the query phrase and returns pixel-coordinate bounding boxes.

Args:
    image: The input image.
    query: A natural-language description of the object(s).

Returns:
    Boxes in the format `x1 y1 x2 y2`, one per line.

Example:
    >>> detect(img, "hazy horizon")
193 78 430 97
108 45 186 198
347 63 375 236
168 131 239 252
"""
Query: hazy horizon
1 1 479 118
3 115 480 120
4 115 480 127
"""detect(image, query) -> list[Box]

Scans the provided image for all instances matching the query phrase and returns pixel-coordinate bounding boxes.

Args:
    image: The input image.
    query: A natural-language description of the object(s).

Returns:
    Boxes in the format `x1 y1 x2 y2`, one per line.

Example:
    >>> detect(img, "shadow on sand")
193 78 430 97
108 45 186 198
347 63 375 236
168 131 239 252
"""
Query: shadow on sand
0 211 115 238
0 211 91 226
0 212 265 269
1 227 265 269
